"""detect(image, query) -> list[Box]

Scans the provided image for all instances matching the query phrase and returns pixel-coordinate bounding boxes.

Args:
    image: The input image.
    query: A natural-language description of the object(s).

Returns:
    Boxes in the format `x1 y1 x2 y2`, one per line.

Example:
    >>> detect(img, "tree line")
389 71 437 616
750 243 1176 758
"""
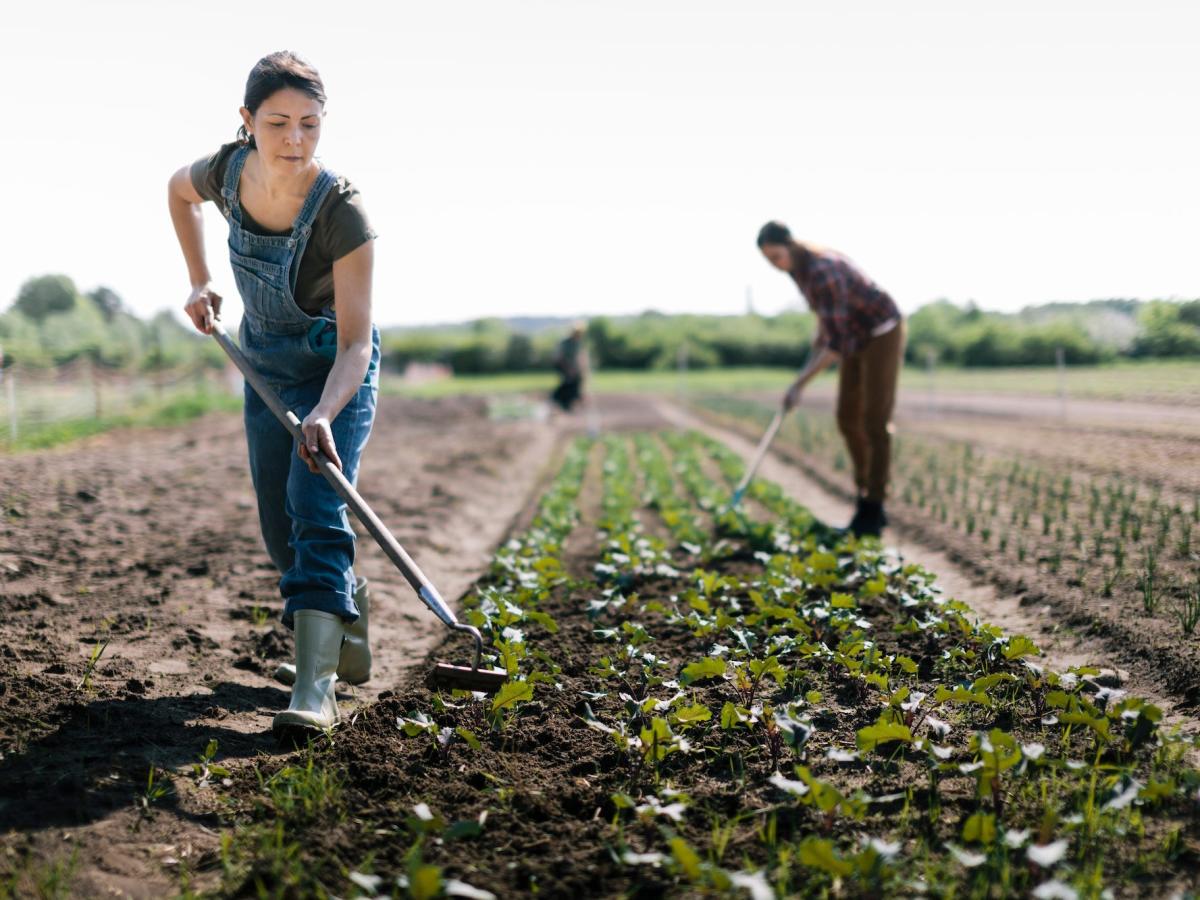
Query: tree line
384 298 1200 374
3 273 1197 373
0 275 223 370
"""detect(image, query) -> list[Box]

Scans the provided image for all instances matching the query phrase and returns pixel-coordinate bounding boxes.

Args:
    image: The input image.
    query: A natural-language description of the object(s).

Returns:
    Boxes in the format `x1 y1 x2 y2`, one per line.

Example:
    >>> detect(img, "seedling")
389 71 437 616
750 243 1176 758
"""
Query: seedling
1176 580 1200 636
1141 548 1159 614
136 766 172 819
78 639 109 691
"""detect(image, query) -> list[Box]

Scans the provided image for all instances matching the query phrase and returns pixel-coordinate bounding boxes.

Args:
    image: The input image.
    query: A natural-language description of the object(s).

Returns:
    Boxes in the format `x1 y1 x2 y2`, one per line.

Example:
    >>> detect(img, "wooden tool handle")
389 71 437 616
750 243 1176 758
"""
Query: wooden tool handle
211 323 462 629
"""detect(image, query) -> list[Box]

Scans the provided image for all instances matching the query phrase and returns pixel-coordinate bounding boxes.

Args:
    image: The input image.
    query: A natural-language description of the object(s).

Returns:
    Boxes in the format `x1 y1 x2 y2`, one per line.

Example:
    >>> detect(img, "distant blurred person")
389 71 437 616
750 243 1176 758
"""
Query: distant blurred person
551 322 589 412
756 221 904 538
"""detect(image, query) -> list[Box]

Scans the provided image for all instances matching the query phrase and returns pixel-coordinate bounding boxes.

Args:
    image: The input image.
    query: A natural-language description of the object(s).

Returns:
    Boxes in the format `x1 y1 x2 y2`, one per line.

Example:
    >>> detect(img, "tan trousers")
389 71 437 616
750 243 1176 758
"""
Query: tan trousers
835 321 905 502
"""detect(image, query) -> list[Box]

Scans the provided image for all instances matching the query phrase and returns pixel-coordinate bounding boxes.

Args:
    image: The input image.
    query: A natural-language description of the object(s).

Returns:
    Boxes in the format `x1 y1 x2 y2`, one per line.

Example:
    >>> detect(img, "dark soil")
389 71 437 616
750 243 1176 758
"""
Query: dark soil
0 393 562 897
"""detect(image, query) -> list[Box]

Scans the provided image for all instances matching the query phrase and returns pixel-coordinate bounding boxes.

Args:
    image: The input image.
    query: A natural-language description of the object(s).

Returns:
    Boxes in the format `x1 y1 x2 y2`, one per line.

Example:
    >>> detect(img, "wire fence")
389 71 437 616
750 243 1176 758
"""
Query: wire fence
0 360 241 447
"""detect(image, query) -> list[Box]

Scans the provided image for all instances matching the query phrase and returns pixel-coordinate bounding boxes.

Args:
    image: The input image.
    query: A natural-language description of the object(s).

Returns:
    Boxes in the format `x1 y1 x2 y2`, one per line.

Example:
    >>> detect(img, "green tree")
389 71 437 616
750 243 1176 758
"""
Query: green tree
503 332 535 371
87 286 126 322
1132 301 1200 357
14 274 78 323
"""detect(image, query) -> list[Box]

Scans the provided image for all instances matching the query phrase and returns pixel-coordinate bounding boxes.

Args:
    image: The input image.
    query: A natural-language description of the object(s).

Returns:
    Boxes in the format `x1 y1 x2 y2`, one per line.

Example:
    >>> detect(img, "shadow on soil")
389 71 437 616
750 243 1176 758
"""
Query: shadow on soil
0 681 283 831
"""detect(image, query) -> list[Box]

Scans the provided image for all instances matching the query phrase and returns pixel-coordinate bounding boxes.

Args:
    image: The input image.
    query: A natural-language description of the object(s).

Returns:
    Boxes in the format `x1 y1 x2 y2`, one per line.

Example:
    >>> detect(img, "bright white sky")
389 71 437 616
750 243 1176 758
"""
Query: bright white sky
1 0 1196 327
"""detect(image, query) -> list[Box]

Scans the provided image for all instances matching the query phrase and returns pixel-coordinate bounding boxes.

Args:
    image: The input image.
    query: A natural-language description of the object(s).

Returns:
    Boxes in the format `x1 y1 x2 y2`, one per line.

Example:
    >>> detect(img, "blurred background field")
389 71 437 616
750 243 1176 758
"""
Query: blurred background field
1 271 1197 450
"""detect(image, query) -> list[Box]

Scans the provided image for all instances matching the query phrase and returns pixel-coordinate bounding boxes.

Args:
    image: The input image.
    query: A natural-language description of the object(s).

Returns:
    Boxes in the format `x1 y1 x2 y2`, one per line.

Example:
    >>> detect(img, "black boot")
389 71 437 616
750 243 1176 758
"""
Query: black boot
848 498 887 538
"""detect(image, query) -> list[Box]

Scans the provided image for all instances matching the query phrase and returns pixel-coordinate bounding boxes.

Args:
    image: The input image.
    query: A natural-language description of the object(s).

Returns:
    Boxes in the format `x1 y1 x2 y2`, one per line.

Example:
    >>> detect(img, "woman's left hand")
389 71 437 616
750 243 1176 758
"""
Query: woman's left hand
298 410 342 474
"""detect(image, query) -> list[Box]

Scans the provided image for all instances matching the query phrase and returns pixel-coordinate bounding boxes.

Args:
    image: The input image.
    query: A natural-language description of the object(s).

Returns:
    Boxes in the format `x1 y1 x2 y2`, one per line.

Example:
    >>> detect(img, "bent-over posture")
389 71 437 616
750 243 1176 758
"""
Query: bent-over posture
757 221 904 537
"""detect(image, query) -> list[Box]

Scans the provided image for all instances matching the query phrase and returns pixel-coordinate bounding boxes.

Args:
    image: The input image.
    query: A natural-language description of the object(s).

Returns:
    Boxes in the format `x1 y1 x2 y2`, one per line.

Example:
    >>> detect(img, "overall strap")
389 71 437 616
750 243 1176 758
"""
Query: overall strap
219 144 252 220
288 168 338 247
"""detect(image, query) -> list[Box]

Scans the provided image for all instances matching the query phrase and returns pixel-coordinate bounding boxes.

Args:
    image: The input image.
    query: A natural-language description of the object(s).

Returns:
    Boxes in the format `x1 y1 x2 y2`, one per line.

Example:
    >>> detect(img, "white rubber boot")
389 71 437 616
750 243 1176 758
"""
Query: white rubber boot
336 577 372 684
272 610 343 737
273 577 371 687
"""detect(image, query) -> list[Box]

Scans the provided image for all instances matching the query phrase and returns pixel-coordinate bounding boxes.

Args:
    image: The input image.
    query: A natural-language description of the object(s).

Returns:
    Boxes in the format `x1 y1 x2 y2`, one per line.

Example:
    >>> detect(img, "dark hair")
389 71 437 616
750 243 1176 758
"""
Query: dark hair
237 51 327 146
756 220 792 248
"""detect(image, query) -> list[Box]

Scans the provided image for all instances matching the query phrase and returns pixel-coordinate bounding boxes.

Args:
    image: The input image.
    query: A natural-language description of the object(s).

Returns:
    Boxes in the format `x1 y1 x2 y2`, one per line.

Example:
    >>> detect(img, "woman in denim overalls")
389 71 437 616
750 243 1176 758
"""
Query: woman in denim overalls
168 52 377 737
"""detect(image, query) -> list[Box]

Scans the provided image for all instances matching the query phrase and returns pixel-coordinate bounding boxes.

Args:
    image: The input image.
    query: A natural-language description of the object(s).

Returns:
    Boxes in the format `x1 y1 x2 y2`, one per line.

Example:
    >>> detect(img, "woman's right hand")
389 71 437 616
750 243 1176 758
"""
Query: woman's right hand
184 284 223 334
782 379 804 412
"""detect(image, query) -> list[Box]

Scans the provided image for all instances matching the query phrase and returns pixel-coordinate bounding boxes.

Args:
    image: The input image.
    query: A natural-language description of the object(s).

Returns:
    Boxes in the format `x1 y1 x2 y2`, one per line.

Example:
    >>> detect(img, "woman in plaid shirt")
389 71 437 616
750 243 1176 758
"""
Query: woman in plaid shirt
757 221 904 537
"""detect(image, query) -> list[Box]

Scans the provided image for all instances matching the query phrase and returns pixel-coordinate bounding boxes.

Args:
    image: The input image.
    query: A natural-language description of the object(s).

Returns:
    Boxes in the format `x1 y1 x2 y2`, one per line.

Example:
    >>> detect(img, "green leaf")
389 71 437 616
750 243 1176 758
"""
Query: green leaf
1140 778 1175 804
962 812 996 844
861 575 887 597
611 791 636 809
865 672 890 692
934 686 993 708
720 701 748 730
748 656 785 685
807 551 838 572
532 556 563 575
671 704 713 726
455 727 482 751
971 673 1017 693
856 721 914 752
490 680 533 712
409 864 443 900
669 837 703 882
798 837 853 876
1058 711 1110 738
525 610 559 633
680 657 726 685
1003 635 1040 660
445 819 482 840
831 592 856 609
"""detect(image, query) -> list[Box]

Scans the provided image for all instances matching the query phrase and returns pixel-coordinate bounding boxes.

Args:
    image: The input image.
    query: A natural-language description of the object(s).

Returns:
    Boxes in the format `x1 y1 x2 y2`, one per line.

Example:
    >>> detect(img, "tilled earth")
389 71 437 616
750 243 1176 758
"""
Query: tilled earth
0 393 569 897
3 388 1198 898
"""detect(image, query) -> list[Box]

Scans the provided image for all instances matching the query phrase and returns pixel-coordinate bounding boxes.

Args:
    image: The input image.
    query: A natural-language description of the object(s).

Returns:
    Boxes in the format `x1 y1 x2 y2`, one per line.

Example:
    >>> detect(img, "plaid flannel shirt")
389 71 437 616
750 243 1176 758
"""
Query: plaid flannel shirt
790 250 900 356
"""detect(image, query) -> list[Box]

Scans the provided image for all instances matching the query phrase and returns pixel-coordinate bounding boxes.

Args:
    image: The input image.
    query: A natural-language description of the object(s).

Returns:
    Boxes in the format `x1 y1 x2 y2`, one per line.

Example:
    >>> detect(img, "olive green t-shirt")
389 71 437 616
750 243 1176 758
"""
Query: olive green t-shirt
190 142 376 315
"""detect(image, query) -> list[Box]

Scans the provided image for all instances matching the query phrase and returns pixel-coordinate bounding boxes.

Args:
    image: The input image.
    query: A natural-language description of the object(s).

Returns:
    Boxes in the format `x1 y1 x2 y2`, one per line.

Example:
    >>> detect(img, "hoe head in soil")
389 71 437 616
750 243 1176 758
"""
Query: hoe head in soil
430 623 509 694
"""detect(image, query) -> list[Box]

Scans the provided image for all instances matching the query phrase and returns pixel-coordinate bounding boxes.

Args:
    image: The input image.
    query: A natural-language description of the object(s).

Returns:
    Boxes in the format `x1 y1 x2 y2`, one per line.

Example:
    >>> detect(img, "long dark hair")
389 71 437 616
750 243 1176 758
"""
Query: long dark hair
237 51 327 147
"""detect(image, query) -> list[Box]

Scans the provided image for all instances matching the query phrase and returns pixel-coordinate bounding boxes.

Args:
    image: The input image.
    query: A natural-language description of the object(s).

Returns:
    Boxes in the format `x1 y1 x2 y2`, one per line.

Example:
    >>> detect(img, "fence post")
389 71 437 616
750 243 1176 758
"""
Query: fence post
676 340 688 400
92 358 103 419
1056 346 1067 421
925 348 936 416
4 369 15 443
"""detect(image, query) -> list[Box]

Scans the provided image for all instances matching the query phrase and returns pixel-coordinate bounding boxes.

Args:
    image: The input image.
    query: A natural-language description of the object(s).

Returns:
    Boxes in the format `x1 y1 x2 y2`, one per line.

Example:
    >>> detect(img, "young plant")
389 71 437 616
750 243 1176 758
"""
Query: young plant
1176 579 1200 636
78 639 109 691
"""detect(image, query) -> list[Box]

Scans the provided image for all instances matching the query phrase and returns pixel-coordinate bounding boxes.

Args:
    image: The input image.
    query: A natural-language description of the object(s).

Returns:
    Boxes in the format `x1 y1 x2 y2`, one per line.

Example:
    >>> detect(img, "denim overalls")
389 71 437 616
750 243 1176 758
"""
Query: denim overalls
220 143 380 629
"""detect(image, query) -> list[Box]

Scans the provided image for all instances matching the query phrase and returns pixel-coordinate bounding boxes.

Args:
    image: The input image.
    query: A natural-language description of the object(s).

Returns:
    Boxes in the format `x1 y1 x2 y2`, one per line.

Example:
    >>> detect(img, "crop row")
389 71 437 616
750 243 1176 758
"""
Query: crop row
378 430 1200 898
692 394 1200 634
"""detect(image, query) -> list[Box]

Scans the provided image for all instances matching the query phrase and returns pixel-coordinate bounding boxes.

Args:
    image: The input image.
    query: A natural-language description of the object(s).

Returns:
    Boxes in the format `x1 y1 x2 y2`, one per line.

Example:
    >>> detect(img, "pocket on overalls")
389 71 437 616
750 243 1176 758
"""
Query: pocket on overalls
230 248 289 293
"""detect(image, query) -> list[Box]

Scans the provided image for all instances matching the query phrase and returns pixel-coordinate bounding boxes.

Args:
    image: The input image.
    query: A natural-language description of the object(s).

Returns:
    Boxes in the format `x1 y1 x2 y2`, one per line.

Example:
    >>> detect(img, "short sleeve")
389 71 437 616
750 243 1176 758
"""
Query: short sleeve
189 142 240 206
319 177 377 262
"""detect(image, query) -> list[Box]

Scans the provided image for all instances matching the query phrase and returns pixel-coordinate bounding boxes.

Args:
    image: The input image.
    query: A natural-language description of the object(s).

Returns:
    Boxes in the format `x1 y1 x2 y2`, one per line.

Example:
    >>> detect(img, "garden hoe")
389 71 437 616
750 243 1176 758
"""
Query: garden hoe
726 409 783 511
212 322 508 694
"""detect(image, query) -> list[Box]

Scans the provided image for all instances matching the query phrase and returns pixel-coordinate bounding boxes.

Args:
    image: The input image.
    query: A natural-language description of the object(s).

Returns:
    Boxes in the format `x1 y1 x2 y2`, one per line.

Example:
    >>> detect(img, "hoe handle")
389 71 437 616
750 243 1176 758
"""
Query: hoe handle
211 323 471 641
729 410 784 508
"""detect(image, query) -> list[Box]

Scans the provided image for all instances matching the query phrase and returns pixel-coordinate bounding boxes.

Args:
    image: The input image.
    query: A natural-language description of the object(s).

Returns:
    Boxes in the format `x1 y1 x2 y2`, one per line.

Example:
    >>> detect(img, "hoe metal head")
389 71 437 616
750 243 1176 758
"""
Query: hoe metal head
429 623 508 694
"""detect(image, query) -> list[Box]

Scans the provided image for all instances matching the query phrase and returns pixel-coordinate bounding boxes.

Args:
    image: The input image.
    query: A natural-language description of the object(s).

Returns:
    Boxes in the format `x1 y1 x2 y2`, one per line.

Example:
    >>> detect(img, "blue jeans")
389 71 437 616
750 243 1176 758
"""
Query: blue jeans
244 375 378 629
